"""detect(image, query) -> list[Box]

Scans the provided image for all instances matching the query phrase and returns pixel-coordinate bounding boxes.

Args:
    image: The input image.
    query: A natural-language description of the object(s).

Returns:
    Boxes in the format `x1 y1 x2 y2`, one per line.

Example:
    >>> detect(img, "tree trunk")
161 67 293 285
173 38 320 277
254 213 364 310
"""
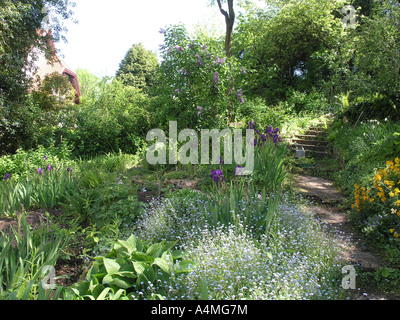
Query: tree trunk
217 0 235 58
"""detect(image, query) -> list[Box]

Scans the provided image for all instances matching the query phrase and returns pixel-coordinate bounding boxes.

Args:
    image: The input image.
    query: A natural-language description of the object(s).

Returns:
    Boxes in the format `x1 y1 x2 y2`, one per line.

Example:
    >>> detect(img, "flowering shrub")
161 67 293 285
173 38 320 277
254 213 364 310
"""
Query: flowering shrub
351 158 400 242
155 25 247 130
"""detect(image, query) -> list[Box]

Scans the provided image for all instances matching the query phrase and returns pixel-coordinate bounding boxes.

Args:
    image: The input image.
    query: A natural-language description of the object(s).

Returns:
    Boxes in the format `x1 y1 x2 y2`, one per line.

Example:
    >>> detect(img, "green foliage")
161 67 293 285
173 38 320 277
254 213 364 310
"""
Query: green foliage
328 121 400 195
0 166 77 219
0 0 75 154
62 153 142 227
0 213 69 300
340 94 400 124
235 0 346 102
116 43 159 93
359 267 400 295
253 141 289 193
154 24 247 130
30 72 77 126
64 235 192 300
64 76 151 157
0 142 74 179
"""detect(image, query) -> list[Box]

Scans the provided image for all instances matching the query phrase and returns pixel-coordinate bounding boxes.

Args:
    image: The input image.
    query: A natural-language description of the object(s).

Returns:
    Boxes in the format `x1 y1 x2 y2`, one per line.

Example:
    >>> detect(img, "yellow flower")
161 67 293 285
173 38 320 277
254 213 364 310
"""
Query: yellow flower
396 200 400 207
390 229 395 233
375 174 382 181
395 157 400 164
387 160 394 167
395 233 399 238
390 192 395 197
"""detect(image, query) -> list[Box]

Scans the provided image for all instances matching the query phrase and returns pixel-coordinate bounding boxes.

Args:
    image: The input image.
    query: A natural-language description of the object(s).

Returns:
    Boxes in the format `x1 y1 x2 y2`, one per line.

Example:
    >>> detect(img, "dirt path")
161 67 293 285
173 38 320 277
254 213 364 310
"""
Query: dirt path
293 173 399 300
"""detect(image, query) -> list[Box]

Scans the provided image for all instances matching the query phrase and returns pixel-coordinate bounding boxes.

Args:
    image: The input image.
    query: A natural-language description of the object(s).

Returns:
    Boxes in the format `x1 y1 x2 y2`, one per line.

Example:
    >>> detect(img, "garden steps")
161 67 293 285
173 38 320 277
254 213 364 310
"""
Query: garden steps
289 122 331 159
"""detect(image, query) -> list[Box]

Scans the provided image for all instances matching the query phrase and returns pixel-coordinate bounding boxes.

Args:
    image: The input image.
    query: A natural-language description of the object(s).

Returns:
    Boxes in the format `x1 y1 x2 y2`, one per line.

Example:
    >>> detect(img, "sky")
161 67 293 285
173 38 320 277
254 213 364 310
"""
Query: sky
56 0 227 78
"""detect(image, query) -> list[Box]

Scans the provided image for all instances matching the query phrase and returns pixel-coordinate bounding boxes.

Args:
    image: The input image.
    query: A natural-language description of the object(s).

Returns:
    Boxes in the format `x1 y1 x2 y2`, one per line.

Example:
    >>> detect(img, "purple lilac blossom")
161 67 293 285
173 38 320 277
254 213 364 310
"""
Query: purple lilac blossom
213 72 219 85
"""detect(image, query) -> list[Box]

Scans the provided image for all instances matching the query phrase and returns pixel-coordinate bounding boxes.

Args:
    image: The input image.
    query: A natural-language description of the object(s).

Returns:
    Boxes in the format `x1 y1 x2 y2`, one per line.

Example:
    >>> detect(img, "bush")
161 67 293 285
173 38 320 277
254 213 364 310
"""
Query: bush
154 24 247 131
328 121 400 196
0 142 74 180
341 94 400 124
350 158 400 248
63 78 151 157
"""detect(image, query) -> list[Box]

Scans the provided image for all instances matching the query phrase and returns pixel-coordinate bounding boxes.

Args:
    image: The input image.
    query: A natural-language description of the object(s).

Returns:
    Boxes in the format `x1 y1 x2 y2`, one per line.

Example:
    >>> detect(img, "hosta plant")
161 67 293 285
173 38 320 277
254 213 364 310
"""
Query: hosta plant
65 235 193 300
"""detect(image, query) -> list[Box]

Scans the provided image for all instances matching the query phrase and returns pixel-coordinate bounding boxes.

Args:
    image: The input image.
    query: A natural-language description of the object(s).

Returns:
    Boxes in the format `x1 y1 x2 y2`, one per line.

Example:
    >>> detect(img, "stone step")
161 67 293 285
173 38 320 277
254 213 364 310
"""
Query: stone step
292 138 329 146
296 134 324 140
290 144 328 152
291 148 330 159
305 129 325 136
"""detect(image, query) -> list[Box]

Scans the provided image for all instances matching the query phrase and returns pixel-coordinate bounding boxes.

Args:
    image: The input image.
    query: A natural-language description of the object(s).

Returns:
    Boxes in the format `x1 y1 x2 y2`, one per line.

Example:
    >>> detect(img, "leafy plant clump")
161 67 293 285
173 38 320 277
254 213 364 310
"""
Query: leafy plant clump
65 235 193 300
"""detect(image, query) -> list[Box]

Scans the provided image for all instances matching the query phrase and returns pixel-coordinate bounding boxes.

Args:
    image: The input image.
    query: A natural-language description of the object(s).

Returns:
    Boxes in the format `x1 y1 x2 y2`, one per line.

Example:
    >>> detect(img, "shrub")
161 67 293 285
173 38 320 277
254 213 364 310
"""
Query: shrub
155 24 247 131
350 158 400 246
341 94 400 124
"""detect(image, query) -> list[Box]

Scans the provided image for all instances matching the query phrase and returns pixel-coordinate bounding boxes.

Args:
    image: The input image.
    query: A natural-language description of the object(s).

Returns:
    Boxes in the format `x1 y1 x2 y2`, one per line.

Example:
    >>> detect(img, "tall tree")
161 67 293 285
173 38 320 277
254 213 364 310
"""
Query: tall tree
0 0 75 154
211 0 236 57
116 43 159 93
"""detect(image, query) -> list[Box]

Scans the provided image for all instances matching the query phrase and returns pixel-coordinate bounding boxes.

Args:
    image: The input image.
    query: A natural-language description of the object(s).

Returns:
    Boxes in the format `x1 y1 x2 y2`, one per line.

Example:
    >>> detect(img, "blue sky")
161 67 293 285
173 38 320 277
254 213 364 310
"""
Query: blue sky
57 0 226 77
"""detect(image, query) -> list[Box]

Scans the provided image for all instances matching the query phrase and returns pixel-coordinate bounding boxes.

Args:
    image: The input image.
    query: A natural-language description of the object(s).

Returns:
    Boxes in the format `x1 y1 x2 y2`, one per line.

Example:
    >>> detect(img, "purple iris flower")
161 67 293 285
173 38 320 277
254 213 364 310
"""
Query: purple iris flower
43 155 48 160
197 106 203 115
67 166 72 173
210 169 225 182
4 173 10 181
47 164 52 171
38 168 43 175
235 166 244 176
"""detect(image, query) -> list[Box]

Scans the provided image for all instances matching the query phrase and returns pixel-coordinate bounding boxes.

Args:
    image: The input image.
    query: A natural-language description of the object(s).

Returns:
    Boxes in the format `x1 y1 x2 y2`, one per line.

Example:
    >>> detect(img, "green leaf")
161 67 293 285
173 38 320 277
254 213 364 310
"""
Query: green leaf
153 257 172 274
103 257 121 274
126 234 144 252
146 242 164 257
199 279 208 300
132 261 148 274
71 281 90 297
131 251 155 263
102 274 133 289
97 287 111 300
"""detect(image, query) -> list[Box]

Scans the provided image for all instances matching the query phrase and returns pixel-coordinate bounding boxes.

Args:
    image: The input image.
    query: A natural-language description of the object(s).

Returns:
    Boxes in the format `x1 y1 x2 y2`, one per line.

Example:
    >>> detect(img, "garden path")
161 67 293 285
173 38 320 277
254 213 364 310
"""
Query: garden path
293 173 399 300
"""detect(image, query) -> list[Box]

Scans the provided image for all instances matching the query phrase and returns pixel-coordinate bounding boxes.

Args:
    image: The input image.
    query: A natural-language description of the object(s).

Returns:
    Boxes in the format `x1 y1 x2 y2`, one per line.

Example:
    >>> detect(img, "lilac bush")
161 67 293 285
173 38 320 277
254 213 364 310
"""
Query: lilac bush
156 24 248 129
